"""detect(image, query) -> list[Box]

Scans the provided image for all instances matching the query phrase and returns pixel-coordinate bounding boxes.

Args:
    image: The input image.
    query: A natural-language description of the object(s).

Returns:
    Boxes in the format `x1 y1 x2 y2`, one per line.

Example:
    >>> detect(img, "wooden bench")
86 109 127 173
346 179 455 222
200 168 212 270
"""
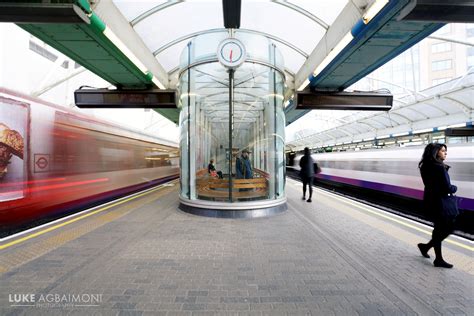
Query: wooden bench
197 177 268 201
196 168 208 178
253 168 269 178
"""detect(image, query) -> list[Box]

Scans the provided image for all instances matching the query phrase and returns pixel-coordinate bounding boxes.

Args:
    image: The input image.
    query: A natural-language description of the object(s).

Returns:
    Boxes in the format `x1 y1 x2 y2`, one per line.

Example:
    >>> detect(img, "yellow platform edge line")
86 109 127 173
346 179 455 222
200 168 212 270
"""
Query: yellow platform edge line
317 189 474 252
0 185 166 251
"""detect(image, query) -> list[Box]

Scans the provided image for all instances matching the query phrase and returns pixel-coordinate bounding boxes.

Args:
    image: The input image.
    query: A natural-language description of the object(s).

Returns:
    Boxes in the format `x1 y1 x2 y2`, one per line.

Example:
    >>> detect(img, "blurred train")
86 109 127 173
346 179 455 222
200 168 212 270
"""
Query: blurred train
0 87 179 237
288 144 473 234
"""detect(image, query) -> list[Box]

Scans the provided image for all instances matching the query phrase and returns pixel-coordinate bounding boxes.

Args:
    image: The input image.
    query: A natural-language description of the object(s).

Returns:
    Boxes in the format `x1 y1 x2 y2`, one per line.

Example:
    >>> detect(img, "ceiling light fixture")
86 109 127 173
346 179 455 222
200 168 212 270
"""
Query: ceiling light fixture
363 0 389 24
297 0 390 91
313 31 354 78
103 26 166 89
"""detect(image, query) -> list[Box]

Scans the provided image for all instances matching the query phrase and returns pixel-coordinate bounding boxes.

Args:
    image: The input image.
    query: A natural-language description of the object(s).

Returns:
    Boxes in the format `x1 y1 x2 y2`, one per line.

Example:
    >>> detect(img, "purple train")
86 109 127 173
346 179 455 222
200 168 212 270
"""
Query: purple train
291 143 473 214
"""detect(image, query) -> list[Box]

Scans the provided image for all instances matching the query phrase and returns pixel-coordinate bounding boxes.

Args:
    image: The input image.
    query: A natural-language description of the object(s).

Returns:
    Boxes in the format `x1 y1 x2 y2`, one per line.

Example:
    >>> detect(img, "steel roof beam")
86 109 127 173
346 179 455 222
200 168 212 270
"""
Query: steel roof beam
93 0 169 88
443 96 472 116
153 28 308 58
366 76 427 99
270 0 329 30
295 0 366 91
428 36 474 47
131 0 184 26
387 112 411 124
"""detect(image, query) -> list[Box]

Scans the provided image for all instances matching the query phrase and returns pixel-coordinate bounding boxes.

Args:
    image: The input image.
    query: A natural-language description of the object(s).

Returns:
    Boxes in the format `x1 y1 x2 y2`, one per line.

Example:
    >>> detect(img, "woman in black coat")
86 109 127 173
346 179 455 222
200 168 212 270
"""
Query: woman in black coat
417 143 458 268
299 147 314 203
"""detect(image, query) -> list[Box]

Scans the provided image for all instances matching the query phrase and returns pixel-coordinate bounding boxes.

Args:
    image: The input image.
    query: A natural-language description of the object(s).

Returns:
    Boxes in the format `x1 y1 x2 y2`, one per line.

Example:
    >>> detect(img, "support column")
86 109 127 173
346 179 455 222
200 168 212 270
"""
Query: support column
228 68 234 202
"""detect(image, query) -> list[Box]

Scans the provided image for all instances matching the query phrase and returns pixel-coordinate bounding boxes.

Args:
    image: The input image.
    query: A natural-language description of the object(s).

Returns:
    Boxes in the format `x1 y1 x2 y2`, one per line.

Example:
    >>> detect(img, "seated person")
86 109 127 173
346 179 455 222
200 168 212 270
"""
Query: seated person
208 159 223 179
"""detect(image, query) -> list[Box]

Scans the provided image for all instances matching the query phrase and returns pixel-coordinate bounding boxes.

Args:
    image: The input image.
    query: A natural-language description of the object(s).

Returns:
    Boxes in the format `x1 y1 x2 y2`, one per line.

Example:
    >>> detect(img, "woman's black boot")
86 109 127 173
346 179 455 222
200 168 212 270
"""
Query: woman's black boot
433 259 453 268
433 245 453 268
417 243 430 258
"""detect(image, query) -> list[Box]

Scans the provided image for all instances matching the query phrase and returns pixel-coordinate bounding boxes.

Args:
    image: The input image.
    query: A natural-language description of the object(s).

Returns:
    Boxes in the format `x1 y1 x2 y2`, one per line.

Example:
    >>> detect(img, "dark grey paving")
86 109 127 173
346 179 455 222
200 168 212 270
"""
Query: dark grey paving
0 180 472 315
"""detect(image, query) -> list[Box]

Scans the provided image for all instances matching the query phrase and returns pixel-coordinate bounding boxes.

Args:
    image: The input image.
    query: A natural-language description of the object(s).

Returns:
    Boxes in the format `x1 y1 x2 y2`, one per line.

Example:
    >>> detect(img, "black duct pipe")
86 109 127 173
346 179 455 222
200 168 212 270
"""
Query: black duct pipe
222 0 241 29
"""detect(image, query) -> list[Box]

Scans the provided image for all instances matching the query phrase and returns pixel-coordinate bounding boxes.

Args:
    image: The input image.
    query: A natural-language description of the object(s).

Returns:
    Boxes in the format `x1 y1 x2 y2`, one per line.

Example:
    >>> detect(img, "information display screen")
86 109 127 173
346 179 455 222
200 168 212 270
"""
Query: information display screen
74 89 176 108
296 92 392 111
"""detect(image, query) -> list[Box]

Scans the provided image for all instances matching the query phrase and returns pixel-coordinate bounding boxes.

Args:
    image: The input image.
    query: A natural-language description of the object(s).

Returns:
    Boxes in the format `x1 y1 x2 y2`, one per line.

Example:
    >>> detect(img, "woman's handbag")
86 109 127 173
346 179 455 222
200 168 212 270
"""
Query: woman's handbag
441 194 459 220
315 163 322 174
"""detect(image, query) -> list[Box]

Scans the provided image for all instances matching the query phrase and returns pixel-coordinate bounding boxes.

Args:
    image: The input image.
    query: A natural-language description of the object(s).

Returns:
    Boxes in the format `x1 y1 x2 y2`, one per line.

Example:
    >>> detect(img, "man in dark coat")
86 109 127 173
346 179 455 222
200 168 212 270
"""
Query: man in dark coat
236 149 253 179
299 147 314 202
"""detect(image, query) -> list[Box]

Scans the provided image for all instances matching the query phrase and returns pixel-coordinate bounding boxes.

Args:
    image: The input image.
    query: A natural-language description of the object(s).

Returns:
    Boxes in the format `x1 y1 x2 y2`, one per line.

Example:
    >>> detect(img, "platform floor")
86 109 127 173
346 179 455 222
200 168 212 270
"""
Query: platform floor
0 179 472 315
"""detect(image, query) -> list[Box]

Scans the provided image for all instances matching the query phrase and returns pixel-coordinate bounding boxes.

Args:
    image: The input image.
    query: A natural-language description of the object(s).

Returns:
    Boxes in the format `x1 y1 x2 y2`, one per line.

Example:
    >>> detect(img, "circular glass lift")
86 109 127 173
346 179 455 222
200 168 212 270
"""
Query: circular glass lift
178 31 287 218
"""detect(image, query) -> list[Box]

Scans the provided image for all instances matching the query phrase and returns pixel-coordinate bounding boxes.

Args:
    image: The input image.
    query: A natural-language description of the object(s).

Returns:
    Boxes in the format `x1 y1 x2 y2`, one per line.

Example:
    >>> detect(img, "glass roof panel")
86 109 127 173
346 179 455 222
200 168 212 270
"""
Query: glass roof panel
112 0 349 76
132 2 223 53
288 0 348 25
156 42 189 72
240 2 325 55
113 0 168 21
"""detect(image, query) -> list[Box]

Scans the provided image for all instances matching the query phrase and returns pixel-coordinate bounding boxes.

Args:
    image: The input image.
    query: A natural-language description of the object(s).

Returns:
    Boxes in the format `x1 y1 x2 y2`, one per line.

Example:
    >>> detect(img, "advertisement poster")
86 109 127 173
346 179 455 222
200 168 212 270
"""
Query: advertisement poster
0 96 28 202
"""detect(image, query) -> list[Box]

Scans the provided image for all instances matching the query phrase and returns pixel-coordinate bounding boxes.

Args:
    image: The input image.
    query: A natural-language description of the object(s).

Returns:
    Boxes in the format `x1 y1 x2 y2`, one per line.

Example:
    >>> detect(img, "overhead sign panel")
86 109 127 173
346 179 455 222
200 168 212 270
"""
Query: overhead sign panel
296 91 393 111
398 0 474 23
445 127 474 137
74 89 177 109
0 2 89 23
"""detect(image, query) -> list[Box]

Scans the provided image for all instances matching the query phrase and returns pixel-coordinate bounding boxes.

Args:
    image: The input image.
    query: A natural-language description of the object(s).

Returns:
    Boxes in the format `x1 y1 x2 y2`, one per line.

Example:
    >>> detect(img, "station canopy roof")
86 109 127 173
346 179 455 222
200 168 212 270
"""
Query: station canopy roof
113 0 347 80
286 71 474 151
106 1 472 148
109 0 348 135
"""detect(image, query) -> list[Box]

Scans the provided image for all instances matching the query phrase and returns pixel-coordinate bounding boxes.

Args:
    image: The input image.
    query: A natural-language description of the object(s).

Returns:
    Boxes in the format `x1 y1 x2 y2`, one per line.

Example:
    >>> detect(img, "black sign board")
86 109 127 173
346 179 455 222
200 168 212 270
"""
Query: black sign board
296 91 393 111
74 89 177 108
445 127 474 137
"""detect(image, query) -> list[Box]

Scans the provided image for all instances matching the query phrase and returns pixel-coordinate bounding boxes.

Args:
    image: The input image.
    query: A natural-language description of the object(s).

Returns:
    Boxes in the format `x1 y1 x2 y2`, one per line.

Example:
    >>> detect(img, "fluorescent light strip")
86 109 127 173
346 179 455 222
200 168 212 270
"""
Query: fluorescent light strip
103 27 166 89
266 94 284 100
392 132 409 137
103 27 147 73
152 76 166 90
298 0 388 92
363 0 389 24
448 123 466 128
313 31 354 77
413 128 433 134
297 78 310 91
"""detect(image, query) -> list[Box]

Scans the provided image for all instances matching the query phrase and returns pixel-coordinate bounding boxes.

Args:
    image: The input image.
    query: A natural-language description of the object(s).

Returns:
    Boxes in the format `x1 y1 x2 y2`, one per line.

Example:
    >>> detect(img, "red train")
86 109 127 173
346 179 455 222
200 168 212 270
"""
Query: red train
0 87 179 236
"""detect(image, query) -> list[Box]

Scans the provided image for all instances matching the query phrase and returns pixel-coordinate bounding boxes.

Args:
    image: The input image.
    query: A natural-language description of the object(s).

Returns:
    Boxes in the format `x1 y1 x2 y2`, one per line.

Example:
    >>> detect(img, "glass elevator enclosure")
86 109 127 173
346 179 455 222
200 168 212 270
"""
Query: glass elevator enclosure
178 31 286 214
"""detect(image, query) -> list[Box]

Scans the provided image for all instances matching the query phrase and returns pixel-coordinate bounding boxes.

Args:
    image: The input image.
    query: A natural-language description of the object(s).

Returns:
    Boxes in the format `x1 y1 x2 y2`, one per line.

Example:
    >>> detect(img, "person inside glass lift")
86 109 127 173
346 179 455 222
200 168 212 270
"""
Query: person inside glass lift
207 159 223 179
236 149 253 179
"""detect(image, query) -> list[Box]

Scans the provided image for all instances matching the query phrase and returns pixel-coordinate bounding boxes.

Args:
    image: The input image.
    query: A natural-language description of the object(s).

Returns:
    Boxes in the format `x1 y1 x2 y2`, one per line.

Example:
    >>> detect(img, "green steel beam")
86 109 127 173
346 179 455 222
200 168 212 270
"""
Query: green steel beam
3 0 181 123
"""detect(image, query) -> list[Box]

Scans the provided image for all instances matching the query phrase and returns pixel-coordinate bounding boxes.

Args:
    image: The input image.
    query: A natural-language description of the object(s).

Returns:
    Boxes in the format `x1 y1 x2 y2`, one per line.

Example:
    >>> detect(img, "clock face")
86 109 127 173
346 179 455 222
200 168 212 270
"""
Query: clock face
217 38 246 68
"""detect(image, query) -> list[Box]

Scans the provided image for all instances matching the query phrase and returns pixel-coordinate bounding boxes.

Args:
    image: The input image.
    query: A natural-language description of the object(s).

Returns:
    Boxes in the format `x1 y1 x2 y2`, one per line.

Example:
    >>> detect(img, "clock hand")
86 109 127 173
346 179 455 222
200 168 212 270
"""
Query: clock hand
230 50 233 62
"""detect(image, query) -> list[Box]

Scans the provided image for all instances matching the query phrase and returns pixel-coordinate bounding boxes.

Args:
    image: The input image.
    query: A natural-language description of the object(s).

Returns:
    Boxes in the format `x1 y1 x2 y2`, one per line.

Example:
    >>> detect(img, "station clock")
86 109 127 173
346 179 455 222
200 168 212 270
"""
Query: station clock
217 38 247 69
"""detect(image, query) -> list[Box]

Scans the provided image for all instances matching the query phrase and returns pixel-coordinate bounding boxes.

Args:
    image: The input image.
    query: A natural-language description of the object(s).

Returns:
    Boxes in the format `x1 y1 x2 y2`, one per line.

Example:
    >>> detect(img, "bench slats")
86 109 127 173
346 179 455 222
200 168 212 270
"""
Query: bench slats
209 183 267 189
197 189 267 199
195 169 269 200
